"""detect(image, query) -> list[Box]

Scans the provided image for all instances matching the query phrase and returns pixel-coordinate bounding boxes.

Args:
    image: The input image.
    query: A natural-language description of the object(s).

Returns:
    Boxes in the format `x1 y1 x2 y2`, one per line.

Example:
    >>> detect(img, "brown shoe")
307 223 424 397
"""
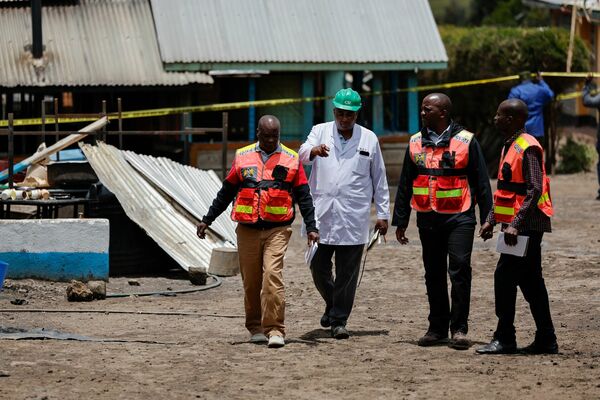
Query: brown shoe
449 331 471 350
417 331 448 347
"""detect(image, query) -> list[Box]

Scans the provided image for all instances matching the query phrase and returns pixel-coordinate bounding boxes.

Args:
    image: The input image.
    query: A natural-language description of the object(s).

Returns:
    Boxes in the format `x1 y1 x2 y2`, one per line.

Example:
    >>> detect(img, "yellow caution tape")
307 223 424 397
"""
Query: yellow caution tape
0 71 596 128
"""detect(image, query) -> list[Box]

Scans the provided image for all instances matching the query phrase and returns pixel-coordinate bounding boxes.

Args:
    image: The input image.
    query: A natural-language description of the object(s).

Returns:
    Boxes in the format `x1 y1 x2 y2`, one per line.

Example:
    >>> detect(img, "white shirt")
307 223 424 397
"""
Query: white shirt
299 121 390 245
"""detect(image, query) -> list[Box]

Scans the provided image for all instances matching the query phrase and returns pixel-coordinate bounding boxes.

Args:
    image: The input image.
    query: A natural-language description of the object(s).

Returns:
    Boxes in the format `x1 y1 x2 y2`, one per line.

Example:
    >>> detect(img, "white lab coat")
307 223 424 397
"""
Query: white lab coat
299 121 390 245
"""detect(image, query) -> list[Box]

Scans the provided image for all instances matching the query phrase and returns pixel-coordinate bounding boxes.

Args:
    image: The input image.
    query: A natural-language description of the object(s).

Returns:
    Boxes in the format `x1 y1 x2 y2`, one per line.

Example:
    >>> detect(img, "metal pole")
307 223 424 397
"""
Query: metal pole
54 98 59 161
222 112 228 180
41 99 46 145
8 113 14 189
102 100 107 143
181 112 191 165
118 97 123 149
31 0 43 59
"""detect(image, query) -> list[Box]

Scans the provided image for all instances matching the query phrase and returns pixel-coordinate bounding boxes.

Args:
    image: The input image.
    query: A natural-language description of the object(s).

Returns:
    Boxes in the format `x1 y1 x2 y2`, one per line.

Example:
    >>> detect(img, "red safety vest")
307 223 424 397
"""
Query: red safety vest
409 130 474 214
230 143 299 224
493 133 553 224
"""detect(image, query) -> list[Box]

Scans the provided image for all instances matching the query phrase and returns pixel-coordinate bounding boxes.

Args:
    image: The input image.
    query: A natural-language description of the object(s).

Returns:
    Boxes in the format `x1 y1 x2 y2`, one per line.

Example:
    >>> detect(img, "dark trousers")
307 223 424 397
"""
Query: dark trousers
419 223 474 336
310 243 364 327
494 231 556 345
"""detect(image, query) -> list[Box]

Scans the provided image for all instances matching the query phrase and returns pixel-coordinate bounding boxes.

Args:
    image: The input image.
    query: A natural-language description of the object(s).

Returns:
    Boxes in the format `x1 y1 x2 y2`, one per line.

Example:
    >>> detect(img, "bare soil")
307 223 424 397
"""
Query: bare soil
0 172 599 400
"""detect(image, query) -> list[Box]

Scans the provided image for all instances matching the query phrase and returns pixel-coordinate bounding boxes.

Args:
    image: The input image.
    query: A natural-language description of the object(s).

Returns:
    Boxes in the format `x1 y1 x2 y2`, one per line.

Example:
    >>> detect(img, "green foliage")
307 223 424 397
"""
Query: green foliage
423 26 591 173
556 137 595 174
429 0 473 25
481 0 550 27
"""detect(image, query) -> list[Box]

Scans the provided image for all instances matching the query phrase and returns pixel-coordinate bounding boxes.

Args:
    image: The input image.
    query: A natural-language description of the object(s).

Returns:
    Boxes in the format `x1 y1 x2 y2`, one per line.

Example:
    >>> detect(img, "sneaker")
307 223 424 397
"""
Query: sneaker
320 313 331 328
417 331 448 347
520 340 559 355
331 325 350 340
267 335 285 348
449 331 471 350
250 333 268 343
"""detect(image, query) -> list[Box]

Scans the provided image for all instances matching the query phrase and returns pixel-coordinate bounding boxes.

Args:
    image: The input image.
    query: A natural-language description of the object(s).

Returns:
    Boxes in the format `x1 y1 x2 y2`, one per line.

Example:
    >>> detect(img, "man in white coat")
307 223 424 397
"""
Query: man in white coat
299 88 390 339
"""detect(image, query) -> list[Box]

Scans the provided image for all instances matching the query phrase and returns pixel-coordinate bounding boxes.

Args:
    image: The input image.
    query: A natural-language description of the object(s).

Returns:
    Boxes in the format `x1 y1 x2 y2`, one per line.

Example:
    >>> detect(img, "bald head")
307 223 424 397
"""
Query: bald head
257 115 281 153
500 99 528 121
421 93 453 132
258 115 280 131
494 99 529 136
424 93 453 115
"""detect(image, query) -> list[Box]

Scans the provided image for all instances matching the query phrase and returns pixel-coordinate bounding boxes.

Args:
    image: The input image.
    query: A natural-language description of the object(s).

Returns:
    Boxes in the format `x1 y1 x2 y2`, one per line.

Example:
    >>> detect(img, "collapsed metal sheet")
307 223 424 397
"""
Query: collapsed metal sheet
123 151 236 244
81 142 234 272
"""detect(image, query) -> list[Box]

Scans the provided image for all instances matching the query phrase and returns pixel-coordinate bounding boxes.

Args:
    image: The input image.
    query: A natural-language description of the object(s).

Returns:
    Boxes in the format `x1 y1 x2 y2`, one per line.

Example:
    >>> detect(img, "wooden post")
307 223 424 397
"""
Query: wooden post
118 97 123 149
566 6 577 73
54 98 59 161
41 99 46 145
8 113 14 189
102 100 107 142
222 112 229 180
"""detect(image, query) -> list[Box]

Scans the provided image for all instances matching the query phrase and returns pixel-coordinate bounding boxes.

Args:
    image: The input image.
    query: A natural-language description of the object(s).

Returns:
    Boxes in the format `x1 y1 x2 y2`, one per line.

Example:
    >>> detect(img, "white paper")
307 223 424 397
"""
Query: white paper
366 229 380 252
305 242 318 265
496 233 529 257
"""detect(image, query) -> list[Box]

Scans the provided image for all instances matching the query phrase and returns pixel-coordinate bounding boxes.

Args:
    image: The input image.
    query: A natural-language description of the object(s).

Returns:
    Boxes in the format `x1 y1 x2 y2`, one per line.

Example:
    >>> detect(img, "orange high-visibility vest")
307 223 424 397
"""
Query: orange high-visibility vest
230 143 299 224
409 130 474 214
493 133 553 224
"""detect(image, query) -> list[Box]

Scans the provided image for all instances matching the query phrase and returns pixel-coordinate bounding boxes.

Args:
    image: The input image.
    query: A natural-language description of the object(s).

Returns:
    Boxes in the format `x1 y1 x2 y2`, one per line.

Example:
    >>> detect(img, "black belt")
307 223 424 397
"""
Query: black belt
497 180 527 195
416 168 468 177
241 180 292 191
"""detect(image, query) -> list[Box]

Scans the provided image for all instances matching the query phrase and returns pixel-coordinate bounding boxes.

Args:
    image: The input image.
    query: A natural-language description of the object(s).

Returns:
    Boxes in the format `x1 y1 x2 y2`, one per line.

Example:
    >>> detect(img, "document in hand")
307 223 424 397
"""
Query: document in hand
496 232 529 257
305 242 318 265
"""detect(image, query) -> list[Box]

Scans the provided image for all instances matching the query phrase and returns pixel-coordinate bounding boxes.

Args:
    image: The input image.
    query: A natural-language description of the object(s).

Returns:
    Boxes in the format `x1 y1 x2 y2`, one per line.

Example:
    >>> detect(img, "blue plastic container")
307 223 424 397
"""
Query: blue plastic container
0 261 8 290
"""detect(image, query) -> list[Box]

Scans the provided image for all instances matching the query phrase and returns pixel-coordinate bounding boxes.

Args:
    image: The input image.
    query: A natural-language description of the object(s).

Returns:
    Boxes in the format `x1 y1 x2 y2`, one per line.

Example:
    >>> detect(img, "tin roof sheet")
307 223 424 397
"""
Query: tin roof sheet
0 0 212 87
150 0 447 65
81 142 234 272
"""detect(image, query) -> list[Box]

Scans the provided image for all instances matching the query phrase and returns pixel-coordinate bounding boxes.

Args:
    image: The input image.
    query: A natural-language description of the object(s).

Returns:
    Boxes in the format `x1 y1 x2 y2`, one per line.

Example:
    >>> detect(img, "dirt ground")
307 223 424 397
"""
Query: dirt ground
0 172 599 400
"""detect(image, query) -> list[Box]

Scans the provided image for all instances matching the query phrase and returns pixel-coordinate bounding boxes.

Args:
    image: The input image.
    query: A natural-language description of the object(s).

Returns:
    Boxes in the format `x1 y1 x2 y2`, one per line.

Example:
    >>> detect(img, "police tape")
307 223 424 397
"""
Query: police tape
0 71 596 128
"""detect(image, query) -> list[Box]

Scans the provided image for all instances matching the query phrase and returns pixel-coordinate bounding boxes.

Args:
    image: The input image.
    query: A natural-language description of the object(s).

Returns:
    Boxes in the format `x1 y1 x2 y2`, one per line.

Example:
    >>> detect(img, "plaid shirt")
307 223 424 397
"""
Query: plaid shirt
487 133 552 233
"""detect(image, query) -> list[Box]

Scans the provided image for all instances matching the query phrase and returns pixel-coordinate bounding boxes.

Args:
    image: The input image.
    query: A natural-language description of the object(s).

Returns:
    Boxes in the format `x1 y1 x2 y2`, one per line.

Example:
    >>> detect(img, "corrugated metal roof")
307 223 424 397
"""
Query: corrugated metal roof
524 0 600 11
80 142 234 273
0 0 212 87
150 0 447 65
123 151 236 244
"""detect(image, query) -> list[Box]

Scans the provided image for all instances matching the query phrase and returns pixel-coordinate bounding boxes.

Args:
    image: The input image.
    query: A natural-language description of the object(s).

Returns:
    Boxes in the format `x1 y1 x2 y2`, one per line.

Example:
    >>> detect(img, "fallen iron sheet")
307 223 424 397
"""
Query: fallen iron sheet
123 151 236 244
81 142 234 272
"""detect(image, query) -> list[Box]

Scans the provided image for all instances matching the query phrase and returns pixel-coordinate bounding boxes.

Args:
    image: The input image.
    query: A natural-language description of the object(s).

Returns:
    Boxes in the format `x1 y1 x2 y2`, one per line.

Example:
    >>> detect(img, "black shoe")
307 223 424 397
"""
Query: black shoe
417 331 448 347
331 325 350 340
476 339 517 354
320 313 331 328
520 341 559 355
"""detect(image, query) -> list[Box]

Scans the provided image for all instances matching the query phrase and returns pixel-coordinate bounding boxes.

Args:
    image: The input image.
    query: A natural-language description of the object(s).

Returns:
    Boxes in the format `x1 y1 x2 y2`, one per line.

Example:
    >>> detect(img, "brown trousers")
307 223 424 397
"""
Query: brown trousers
236 224 292 337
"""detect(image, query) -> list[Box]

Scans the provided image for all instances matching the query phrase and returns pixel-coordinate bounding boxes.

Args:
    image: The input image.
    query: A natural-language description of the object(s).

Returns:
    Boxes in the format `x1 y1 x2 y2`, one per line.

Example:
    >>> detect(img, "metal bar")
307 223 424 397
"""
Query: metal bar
222 112 229 180
54 98 59 161
8 113 14 189
0 130 214 136
41 99 46 144
101 100 107 143
31 0 43 59
118 98 123 149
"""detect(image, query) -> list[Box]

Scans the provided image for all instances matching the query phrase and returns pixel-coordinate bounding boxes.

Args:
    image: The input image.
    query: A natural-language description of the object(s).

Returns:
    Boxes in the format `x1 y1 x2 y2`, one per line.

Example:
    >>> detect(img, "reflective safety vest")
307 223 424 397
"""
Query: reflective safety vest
409 130 474 214
230 143 299 224
493 133 553 224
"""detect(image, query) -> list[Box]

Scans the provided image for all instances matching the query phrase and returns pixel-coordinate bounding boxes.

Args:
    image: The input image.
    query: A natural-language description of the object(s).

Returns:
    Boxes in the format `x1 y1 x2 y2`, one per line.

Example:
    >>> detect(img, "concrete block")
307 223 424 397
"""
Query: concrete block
0 219 109 282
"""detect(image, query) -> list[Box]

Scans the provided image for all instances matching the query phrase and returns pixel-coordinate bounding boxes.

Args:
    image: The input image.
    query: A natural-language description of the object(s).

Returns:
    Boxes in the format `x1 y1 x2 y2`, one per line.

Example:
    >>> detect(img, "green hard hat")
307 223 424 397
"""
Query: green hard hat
332 88 362 112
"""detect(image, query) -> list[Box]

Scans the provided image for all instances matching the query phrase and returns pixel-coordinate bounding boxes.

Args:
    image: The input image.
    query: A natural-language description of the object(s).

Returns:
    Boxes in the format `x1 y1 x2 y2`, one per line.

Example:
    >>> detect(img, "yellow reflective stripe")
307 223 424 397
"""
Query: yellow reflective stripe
235 205 253 214
538 192 550 205
436 189 462 198
413 187 429 195
515 136 530 151
494 205 514 216
264 206 288 215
